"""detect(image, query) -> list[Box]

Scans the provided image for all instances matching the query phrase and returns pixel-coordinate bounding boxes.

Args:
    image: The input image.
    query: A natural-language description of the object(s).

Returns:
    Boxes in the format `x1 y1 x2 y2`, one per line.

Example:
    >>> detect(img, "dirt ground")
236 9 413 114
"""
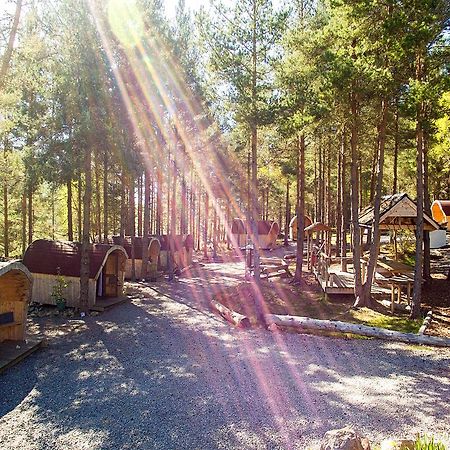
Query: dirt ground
210 243 450 338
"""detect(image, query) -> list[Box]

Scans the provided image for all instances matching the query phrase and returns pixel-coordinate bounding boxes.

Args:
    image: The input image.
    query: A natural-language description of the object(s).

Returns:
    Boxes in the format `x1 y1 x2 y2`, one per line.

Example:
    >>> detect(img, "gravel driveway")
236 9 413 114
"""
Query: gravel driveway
1 262 449 449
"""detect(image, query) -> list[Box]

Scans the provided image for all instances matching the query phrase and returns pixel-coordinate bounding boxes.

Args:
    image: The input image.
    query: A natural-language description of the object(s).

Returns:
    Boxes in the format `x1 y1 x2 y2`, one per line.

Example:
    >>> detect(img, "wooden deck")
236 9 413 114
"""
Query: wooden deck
0 339 42 373
91 296 128 312
314 265 391 296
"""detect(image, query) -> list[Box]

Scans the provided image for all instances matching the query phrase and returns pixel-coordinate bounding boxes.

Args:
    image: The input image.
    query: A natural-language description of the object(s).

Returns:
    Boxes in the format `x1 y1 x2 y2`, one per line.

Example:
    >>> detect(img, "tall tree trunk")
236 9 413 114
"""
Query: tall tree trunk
141 170 150 280
137 173 143 237
350 87 363 303
336 135 342 257
67 179 74 241
120 172 127 242
21 191 26 255
284 179 290 246
0 0 22 88
150 176 154 235
77 171 82 241
423 131 431 282
411 51 425 319
294 134 306 282
129 174 136 281
51 189 55 241
103 149 108 242
213 199 218 259
393 100 399 194
3 147 9 257
169 159 177 280
341 127 348 269
95 149 101 240
358 98 389 307
79 146 92 313
326 140 332 254
27 186 33 245
203 191 209 259
180 144 187 235
156 169 162 236
197 186 201 251
249 0 263 323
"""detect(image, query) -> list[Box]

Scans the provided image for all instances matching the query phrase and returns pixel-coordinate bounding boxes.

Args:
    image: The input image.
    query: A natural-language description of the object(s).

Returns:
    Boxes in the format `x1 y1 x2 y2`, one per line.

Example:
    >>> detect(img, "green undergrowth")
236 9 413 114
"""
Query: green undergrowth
371 435 447 450
344 307 422 334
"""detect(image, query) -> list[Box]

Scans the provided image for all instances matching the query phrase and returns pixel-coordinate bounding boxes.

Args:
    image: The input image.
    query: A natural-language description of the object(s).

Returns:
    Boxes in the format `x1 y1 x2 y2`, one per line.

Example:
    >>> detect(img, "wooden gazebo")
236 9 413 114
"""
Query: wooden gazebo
358 193 440 232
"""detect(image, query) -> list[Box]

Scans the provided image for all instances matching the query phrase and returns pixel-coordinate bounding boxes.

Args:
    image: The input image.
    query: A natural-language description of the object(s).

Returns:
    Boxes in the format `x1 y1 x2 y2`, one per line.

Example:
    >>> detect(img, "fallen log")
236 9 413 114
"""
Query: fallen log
210 299 251 329
265 314 450 348
418 310 433 335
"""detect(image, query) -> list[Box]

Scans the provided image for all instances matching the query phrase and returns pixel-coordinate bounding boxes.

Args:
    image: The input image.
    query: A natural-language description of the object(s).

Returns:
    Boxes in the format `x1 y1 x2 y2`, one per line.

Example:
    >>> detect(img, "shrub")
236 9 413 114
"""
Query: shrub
51 268 70 311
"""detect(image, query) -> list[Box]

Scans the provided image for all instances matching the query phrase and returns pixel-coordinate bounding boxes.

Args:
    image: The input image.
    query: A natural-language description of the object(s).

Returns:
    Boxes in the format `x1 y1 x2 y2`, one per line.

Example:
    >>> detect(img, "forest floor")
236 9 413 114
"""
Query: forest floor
1 248 450 449
212 243 450 337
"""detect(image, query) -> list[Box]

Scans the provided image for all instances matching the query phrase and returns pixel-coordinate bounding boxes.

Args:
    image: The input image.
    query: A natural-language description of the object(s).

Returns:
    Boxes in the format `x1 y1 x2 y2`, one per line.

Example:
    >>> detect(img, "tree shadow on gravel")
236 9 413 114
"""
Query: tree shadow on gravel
1 282 450 449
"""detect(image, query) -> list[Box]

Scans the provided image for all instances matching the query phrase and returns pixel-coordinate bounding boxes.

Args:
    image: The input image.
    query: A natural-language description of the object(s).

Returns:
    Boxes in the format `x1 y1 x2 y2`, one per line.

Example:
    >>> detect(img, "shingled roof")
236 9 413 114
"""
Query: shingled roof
23 240 127 279
358 193 440 231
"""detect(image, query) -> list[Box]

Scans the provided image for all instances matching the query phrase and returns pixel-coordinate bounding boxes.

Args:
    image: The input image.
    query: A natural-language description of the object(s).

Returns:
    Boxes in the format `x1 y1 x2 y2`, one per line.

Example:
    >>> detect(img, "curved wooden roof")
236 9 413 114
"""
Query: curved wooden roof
23 240 127 280
110 235 192 254
0 261 32 283
289 215 313 229
432 200 450 224
231 219 279 235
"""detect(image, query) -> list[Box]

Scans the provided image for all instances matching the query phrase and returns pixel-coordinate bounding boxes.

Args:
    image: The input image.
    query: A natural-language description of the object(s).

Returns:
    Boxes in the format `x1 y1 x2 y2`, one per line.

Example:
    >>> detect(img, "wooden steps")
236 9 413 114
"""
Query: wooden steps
0 339 42 373
91 296 128 312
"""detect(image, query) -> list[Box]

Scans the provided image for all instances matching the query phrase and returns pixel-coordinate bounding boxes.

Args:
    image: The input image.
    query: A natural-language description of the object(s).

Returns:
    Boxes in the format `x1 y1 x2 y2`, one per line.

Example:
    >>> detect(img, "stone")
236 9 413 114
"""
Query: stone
380 439 414 450
320 427 370 450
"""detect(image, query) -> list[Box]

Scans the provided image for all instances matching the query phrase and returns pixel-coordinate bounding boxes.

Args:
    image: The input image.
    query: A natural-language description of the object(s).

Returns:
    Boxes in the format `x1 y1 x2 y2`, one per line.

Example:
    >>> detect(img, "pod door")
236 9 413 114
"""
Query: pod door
103 253 119 297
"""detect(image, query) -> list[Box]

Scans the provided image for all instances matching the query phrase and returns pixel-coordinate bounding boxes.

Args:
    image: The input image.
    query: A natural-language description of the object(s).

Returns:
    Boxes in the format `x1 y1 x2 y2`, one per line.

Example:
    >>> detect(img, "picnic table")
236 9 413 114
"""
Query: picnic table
376 258 414 277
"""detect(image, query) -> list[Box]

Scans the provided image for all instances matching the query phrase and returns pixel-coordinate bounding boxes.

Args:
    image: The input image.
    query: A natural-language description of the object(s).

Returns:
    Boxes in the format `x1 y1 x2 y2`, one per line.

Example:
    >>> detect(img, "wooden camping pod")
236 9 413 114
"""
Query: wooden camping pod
23 240 128 308
158 234 194 271
231 219 280 249
0 261 32 343
431 200 450 230
110 236 162 279
289 215 313 241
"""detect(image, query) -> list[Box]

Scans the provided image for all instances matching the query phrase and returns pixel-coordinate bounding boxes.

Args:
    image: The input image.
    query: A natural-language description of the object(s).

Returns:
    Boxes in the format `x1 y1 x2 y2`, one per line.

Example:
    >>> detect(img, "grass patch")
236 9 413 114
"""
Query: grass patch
342 307 422 334
414 435 447 450
215 280 422 334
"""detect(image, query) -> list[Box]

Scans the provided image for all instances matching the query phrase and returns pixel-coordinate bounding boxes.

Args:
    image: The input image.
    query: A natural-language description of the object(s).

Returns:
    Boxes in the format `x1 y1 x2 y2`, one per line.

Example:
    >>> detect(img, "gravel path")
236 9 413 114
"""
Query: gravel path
1 261 449 449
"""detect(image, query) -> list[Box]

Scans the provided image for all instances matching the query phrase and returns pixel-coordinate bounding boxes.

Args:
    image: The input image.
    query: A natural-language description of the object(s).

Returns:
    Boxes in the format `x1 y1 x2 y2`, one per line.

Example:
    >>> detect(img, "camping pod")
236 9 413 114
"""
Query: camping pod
289 215 313 241
230 219 280 250
231 219 247 248
431 200 450 230
158 235 194 271
23 240 128 308
110 236 161 280
0 261 32 343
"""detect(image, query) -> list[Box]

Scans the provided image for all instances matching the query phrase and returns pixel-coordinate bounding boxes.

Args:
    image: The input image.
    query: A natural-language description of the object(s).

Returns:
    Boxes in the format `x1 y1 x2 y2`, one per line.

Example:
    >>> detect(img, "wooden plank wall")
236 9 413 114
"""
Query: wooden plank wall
0 271 30 342
31 274 97 307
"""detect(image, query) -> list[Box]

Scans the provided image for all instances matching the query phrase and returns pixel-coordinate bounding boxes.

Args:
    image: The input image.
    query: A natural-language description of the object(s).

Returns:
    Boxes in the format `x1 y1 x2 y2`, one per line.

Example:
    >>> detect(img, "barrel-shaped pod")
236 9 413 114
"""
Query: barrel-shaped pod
183 234 194 267
23 240 127 307
289 215 313 241
0 261 32 342
431 200 450 230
